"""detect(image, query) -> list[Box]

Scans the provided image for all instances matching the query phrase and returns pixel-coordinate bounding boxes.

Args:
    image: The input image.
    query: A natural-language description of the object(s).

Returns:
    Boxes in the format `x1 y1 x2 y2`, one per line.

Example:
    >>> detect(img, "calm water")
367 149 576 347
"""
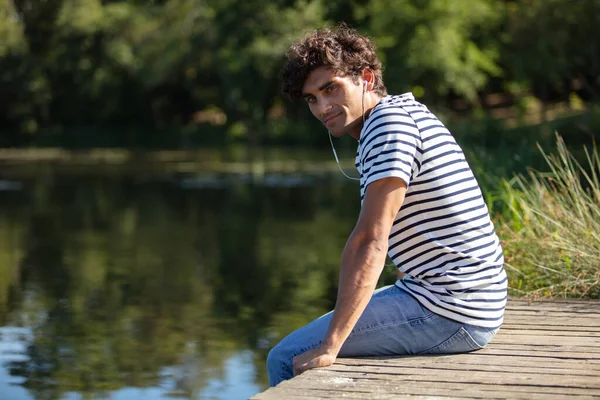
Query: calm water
0 138 544 399
0 154 401 400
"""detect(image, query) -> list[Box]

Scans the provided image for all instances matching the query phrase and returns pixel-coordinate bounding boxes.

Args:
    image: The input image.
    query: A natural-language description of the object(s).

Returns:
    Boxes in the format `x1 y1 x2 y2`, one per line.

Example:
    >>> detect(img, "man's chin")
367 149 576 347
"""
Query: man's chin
328 127 347 137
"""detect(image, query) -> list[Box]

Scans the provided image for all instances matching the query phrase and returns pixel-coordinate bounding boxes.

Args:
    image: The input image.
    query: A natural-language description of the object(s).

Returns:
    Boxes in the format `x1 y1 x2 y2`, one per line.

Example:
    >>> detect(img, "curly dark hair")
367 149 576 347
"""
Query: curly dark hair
282 24 388 100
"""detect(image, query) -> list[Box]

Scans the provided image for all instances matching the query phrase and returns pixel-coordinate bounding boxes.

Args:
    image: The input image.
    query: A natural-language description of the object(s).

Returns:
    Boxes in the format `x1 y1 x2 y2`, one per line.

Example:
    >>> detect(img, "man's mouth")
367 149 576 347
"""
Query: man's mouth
323 113 341 126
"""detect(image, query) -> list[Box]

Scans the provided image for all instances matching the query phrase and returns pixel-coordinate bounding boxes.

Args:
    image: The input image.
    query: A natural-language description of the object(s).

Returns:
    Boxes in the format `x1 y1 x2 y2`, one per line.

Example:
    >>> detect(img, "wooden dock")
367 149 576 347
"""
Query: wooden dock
253 298 600 399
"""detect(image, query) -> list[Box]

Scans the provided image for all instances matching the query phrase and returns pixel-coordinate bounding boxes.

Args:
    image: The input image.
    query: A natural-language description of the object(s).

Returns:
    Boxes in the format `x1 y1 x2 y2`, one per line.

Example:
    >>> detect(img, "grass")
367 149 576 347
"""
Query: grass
497 134 600 298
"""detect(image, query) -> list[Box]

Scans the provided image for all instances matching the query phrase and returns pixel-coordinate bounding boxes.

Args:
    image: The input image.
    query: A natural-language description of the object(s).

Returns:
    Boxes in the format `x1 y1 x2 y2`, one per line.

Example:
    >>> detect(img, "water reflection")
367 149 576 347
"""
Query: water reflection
0 162 394 399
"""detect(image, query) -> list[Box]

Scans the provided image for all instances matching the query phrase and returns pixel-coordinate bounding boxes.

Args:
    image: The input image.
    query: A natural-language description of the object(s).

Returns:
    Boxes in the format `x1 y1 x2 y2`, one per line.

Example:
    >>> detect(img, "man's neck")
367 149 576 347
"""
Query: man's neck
349 95 383 140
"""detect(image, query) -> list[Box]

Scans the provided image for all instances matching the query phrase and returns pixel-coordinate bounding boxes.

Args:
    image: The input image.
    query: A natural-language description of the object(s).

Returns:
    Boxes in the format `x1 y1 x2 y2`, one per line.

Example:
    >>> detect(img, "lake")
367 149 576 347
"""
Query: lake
0 149 404 400
0 137 556 399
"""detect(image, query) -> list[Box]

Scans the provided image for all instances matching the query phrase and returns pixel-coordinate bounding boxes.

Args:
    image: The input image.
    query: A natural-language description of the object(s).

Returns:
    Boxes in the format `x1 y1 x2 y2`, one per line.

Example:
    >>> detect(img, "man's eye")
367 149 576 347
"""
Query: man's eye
326 85 337 93
306 97 315 104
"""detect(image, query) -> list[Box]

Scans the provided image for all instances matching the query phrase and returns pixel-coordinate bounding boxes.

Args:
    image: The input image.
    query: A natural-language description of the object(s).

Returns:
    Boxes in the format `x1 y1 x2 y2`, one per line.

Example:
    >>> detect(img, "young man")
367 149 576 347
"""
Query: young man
267 24 507 386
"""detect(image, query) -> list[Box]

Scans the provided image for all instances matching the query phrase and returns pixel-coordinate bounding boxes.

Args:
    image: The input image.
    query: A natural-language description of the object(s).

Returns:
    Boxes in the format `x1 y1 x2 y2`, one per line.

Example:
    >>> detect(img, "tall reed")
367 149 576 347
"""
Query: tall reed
498 134 600 298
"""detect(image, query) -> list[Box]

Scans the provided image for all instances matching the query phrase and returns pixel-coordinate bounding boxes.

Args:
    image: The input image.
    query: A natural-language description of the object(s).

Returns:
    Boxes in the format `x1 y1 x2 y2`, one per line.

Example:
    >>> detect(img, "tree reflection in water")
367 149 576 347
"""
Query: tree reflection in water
0 165 395 399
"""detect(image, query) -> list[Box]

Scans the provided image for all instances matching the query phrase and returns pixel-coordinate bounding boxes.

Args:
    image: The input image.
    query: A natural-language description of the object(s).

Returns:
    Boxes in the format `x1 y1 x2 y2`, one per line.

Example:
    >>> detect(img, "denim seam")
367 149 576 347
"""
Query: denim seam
462 328 486 349
417 327 483 355
348 311 437 337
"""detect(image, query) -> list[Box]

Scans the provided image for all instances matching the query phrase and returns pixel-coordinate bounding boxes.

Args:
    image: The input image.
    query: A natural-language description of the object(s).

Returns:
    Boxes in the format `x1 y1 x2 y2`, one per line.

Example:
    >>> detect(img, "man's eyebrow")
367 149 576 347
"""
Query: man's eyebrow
318 80 335 91
302 80 335 99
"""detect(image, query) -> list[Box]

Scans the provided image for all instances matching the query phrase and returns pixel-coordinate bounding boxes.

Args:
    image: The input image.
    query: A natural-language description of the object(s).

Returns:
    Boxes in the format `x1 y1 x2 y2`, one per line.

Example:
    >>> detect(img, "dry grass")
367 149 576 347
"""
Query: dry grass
499 134 600 298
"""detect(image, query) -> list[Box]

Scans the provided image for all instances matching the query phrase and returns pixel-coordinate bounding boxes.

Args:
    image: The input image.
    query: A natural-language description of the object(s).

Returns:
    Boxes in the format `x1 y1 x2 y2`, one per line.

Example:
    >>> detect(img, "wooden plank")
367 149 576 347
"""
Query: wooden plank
256 380 600 399
255 389 495 400
271 368 600 394
497 328 600 337
485 343 600 355
358 361 595 375
506 302 600 313
504 308 600 319
505 308 600 316
255 390 504 400
500 323 600 332
492 335 600 346
331 363 600 378
253 386 598 400
507 298 599 304
253 374 600 399
505 308 600 318
509 298 599 304
254 298 600 399
312 367 600 389
502 321 600 328
504 310 600 318
335 355 600 374
480 344 600 363
505 307 600 315
501 316 600 327
506 305 600 314
505 313 600 321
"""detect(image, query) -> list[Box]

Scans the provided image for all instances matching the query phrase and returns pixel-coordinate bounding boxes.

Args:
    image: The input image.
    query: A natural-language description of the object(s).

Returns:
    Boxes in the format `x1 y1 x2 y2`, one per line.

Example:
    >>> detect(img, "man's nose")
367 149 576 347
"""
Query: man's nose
317 99 332 118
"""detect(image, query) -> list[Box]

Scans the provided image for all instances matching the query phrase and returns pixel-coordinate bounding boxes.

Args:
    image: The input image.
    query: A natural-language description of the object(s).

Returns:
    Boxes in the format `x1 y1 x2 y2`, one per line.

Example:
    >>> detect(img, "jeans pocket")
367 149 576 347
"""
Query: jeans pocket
417 327 484 355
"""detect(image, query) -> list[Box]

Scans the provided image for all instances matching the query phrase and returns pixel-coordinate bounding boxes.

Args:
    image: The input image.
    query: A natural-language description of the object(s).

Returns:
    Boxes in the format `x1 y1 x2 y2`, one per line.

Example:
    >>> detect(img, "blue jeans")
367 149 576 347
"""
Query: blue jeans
267 284 499 386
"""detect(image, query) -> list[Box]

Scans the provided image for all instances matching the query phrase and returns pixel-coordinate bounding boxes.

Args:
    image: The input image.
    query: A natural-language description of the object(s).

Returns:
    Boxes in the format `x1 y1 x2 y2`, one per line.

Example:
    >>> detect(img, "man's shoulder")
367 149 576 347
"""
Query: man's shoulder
360 93 422 142
378 93 426 109
369 93 429 120
360 110 419 146
379 93 416 105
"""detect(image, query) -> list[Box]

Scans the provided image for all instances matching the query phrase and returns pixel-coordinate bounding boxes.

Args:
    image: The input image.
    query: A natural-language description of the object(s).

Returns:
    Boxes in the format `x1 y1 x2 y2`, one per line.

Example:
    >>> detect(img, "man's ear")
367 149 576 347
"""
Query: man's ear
361 68 375 91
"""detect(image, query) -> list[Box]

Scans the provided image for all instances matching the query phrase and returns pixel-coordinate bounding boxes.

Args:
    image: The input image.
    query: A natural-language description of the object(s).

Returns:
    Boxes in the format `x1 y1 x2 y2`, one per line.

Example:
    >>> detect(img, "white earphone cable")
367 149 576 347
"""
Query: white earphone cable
327 78 369 182
328 131 360 181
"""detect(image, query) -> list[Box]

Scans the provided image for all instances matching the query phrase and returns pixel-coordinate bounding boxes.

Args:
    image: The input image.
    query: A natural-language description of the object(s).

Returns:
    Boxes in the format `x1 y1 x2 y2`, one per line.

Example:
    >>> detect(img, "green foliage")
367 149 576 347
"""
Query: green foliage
363 0 503 100
497 134 600 298
1 0 599 145
502 0 600 99
0 0 26 56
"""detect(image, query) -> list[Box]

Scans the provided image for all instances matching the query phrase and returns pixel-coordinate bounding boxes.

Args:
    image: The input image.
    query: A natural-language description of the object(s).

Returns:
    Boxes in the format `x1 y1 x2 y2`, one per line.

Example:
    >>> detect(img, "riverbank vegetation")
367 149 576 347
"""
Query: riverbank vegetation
1 0 599 149
497 135 600 298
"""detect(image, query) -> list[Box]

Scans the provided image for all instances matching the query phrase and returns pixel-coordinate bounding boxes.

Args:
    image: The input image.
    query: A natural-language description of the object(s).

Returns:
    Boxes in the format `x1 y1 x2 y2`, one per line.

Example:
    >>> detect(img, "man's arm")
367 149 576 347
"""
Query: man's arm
293 176 407 375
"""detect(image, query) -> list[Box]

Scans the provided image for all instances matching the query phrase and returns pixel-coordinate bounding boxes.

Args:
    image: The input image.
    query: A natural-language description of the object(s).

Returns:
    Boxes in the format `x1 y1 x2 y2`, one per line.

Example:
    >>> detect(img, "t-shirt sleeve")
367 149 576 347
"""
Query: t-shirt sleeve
360 106 421 189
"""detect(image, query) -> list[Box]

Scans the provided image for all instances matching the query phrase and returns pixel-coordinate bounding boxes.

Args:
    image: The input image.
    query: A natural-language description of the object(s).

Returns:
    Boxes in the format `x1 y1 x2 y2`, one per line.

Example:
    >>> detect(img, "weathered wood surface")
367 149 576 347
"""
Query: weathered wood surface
253 298 600 399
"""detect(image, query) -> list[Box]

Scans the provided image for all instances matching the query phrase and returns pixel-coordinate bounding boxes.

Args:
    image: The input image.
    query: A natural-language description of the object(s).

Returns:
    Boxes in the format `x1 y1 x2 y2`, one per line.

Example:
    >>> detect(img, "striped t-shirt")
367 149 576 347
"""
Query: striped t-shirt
356 93 507 329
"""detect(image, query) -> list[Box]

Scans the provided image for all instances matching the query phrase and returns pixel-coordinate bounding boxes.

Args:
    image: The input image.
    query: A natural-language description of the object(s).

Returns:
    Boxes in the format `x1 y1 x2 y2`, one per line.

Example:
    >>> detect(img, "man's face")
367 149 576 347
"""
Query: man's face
301 66 365 139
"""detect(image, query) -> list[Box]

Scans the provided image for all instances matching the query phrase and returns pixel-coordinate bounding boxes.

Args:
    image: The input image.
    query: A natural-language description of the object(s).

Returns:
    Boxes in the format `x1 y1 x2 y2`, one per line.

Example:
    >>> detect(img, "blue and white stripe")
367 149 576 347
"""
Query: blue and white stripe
356 93 507 328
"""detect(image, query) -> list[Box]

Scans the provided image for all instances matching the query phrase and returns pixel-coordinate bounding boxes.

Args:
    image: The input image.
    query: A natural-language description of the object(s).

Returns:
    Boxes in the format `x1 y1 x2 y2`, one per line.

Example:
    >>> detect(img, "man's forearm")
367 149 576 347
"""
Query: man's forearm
320 235 388 354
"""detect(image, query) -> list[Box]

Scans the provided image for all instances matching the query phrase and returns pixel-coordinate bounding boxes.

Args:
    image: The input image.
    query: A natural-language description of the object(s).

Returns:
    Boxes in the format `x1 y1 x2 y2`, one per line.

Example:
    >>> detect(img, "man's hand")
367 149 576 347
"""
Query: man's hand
292 346 337 376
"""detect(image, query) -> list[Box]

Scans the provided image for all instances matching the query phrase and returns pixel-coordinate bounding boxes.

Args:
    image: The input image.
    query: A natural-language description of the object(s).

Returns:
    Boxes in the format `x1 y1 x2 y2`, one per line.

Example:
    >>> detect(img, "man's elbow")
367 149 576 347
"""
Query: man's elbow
347 234 388 268
352 228 388 252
